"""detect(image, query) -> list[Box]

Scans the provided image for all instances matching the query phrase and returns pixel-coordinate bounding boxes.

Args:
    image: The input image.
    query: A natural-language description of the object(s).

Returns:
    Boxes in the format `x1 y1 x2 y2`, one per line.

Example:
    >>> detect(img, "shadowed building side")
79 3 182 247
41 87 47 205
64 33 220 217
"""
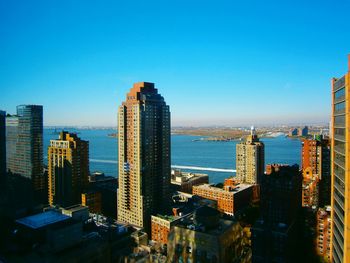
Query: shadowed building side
251 164 302 263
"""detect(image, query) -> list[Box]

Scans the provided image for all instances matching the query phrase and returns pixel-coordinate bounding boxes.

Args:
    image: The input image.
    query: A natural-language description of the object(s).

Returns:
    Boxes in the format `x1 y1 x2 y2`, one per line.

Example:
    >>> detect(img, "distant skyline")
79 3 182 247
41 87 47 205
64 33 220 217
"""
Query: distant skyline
1 1 349 126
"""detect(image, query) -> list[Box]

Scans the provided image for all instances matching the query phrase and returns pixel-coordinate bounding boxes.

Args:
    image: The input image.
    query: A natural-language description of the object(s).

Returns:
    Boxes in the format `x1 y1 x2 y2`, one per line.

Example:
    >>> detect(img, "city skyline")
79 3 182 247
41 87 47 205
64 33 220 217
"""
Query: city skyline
1 1 349 126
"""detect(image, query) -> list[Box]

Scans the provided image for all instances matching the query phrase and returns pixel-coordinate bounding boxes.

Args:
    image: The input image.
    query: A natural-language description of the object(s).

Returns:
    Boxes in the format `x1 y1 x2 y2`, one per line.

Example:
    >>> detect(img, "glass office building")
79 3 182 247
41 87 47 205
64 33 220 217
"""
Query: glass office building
6 105 44 192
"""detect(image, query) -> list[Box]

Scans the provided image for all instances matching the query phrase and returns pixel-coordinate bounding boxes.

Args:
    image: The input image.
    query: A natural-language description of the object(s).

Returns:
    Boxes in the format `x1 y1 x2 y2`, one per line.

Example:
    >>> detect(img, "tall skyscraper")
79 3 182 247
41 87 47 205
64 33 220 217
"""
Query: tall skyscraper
236 126 264 184
331 55 350 263
117 82 171 233
251 164 302 263
48 131 89 207
0 110 6 181
6 105 44 193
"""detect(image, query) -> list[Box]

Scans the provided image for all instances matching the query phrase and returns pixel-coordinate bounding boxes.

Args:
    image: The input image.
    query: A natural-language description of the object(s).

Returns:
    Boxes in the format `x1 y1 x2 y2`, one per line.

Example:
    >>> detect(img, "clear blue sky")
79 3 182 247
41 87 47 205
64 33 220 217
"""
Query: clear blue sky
0 0 349 126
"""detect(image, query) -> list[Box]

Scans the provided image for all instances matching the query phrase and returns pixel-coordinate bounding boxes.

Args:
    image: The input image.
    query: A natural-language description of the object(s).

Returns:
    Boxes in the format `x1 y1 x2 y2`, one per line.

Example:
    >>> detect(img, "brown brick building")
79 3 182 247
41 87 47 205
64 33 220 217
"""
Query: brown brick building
301 138 331 208
192 183 253 216
117 82 171 234
151 215 181 245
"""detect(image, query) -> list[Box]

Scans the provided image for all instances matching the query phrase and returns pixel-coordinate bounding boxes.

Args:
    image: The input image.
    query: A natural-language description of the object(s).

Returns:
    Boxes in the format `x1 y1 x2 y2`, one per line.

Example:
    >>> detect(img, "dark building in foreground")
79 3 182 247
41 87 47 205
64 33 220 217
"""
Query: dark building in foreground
87 172 118 219
251 164 302 263
167 206 250 263
6 105 44 199
4 206 137 262
0 110 6 182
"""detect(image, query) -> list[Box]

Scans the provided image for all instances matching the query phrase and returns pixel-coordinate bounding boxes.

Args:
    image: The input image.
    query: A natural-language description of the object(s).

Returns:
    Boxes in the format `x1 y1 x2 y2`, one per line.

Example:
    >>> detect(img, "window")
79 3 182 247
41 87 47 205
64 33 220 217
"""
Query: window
335 101 345 112
335 88 345 100
334 115 345 126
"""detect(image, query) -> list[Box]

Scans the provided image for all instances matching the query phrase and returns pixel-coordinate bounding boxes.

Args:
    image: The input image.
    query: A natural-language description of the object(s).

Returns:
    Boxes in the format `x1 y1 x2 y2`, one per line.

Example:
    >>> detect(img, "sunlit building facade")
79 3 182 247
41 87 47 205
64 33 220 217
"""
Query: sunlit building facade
236 127 264 184
48 131 89 207
330 55 350 263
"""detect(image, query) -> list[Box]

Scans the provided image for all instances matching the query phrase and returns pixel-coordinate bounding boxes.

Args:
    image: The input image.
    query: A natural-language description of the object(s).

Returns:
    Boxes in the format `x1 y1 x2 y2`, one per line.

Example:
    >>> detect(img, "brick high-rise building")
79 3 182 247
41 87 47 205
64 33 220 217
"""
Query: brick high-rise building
236 126 264 184
301 137 331 208
117 82 171 233
301 167 319 208
251 164 302 263
48 131 89 207
6 105 44 194
330 55 350 263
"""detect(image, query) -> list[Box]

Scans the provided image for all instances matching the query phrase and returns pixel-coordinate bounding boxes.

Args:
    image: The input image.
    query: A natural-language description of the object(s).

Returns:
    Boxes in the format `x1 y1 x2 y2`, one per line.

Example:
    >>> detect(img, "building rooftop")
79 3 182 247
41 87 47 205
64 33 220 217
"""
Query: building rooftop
171 169 208 183
64 204 88 213
152 214 178 222
176 213 236 236
194 183 253 194
16 211 70 229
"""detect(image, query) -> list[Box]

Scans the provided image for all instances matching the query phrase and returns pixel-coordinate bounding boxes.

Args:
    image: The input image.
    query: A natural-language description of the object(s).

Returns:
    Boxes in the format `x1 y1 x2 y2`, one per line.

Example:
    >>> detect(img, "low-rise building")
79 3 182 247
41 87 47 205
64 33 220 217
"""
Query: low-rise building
192 183 254 215
151 214 182 245
167 206 250 262
15 210 83 253
60 204 90 221
171 169 209 194
171 191 217 217
8 206 141 262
